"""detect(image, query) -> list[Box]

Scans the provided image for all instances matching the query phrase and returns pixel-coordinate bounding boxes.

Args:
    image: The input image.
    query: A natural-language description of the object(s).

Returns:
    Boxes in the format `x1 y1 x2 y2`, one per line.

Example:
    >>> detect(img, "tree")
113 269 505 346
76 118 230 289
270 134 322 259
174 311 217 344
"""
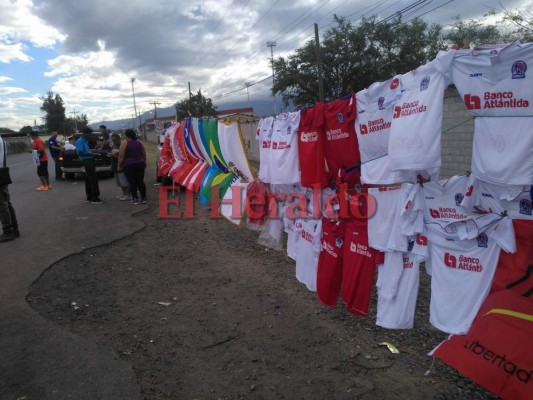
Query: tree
443 16 503 48
489 6 533 42
40 91 66 132
272 15 445 109
19 126 34 136
174 89 217 121
63 114 89 135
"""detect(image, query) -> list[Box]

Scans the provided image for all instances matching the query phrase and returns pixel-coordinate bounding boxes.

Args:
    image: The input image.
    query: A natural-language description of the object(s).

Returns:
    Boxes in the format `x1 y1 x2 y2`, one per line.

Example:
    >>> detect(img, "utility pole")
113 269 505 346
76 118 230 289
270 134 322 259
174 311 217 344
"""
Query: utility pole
70 109 79 132
266 41 277 115
149 101 161 120
130 77 139 130
188 82 192 100
244 82 252 106
314 23 325 103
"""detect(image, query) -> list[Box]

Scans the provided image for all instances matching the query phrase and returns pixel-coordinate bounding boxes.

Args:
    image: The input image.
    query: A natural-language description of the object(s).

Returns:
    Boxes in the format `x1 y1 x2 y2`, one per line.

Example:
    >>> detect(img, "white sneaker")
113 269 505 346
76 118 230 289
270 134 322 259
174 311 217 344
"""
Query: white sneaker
119 195 129 201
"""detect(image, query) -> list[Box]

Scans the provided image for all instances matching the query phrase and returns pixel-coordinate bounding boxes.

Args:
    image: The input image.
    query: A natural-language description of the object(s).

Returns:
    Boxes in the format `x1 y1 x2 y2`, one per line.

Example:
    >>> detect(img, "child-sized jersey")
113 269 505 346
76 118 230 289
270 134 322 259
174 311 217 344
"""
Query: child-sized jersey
341 221 384 316
324 94 360 181
295 218 323 292
269 112 301 184
426 219 516 334
298 103 328 188
317 219 345 307
386 51 455 173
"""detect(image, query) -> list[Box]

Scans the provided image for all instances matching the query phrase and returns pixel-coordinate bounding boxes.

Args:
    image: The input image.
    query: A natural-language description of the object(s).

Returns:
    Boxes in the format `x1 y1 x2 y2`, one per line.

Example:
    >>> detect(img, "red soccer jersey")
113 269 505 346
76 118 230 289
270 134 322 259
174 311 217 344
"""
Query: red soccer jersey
32 137 48 162
324 94 360 182
317 218 345 307
298 102 328 188
342 220 384 316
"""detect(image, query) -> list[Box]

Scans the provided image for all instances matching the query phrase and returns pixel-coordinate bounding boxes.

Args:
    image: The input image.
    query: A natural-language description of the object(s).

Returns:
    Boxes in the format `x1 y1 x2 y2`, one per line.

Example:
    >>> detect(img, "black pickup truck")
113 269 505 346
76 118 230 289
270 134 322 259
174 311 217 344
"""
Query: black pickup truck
59 133 113 179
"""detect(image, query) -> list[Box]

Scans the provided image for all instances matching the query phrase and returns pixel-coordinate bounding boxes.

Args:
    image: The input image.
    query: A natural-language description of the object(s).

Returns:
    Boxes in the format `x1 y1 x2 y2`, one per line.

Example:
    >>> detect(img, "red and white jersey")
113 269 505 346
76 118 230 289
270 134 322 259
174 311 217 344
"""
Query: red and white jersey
387 50 455 173
356 80 417 184
451 41 533 117
324 94 360 180
461 175 533 220
268 112 301 184
295 218 323 292
471 116 533 185
255 117 274 182
376 250 425 330
426 219 516 334
317 218 345 307
342 221 384 316
298 103 328 188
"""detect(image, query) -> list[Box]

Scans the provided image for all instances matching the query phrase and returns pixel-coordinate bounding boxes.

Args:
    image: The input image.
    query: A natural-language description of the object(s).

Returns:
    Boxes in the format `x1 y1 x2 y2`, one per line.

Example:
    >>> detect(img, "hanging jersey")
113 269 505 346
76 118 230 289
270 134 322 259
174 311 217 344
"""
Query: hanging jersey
295 218 323 292
376 249 425 329
269 112 301 184
368 186 406 252
317 219 345 307
387 50 455 173
298 103 328 188
451 41 533 117
471 116 533 185
256 117 274 182
426 219 516 334
341 221 384 316
324 94 360 181
461 175 533 220
356 80 417 184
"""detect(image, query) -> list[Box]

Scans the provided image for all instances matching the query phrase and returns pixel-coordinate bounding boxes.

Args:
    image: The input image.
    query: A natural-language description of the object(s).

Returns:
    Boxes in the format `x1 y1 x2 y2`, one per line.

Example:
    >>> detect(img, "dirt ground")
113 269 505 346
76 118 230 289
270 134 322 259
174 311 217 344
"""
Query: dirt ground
27 147 496 400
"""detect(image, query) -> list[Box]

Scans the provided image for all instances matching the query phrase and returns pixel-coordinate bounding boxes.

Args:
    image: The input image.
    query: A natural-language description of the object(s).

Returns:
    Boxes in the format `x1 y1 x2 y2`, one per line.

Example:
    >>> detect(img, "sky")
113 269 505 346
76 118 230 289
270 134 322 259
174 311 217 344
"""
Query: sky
0 0 531 131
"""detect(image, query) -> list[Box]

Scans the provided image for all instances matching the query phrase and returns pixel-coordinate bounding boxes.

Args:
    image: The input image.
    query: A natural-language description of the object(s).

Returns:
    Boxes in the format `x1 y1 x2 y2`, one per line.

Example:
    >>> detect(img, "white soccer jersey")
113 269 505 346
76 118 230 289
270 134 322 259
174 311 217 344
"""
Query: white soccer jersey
451 42 533 185
401 175 470 235
387 50 455 173
368 186 406 252
376 251 425 329
256 117 274 182
426 218 516 334
269 112 301 185
471 116 533 185
356 80 418 184
451 41 533 117
295 218 323 292
461 175 533 220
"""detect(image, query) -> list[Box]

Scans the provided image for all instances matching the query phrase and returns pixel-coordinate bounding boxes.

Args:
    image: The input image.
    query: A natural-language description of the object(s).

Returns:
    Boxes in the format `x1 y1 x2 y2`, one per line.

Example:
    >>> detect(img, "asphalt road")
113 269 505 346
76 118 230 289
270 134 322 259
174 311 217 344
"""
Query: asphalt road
0 151 145 399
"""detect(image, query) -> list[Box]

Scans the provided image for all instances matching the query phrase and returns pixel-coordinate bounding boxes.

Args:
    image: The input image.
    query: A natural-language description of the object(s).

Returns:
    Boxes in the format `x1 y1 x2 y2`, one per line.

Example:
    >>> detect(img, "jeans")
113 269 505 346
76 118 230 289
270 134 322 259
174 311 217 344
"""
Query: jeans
82 159 100 201
123 163 146 200
0 184 18 234
52 156 62 180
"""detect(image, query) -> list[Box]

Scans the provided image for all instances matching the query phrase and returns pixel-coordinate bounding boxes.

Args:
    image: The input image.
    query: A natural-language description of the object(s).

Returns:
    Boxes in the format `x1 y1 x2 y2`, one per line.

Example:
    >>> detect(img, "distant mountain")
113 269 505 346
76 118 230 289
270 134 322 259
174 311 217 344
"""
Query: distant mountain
92 98 290 130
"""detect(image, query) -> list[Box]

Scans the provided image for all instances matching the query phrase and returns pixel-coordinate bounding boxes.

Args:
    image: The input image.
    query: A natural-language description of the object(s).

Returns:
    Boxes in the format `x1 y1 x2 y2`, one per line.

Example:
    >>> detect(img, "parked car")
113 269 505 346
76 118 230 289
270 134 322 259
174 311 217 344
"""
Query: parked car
59 132 113 179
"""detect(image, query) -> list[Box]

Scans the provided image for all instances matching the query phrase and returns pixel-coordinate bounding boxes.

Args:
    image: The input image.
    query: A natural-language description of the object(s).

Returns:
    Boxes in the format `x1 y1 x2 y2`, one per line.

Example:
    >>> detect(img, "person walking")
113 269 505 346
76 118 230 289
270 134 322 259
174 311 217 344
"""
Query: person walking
0 136 19 242
118 129 147 205
30 131 51 191
109 133 130 200
47 131 64 181
76 127 102 204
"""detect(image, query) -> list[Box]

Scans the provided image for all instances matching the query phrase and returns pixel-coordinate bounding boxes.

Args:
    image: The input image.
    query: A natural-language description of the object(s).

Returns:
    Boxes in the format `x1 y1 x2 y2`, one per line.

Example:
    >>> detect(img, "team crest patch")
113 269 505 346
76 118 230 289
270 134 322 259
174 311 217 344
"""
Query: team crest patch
477 233 488 248
377 96 385 110
420 76 430 91
455 193 464 206
337 112 344 123
490 49 498 55
335 238 343 248
512 60 527 79
519 198 532 215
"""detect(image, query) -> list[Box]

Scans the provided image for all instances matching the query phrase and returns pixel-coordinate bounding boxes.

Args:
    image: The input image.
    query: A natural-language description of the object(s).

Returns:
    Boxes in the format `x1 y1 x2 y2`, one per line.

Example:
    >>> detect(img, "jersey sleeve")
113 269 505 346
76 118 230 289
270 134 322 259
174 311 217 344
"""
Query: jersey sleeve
488 217 517 254
313 219 323 253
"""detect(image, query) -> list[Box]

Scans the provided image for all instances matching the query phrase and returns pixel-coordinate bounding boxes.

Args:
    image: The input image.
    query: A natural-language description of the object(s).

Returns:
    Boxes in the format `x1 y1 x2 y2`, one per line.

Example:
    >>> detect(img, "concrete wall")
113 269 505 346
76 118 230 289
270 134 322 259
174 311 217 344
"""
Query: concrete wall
440 86 474 179
3 136 32 154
